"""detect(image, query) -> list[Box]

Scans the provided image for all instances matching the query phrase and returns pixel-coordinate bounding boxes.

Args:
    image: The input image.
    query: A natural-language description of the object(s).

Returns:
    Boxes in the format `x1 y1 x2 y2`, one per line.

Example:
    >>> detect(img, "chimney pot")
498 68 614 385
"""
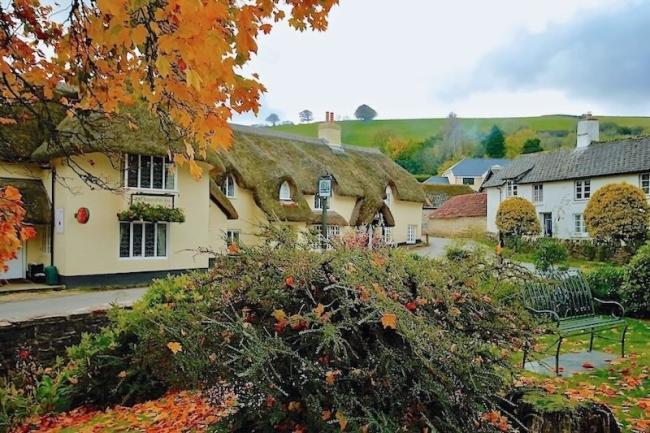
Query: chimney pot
577 113 599 148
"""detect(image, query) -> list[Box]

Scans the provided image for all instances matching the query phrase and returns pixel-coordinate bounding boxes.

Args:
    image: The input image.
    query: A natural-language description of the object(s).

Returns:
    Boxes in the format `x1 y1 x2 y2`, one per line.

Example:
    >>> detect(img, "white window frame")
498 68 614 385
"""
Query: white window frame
42 228 51 255
407 225 417 244
506 180 518 197
222 174 236 198
532 183 543 203
574 213 587 236
311 225 341 249
384 186 393 208
226 230 240 246
462 177 475 186
640 173 650 195
279 181 292 201
314 195 324 210
124 154 177 192
382 227 394 245
119 221 168 259
574 179 591 201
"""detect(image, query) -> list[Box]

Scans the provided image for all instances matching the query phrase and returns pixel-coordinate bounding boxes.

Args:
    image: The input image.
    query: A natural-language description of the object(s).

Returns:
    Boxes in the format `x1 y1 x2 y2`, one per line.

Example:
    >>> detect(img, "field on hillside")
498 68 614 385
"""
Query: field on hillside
273 115 650 148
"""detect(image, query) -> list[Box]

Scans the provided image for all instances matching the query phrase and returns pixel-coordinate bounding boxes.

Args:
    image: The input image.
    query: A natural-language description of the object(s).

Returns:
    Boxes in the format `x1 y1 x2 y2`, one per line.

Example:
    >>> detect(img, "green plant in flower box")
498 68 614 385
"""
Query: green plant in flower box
117 202 185 223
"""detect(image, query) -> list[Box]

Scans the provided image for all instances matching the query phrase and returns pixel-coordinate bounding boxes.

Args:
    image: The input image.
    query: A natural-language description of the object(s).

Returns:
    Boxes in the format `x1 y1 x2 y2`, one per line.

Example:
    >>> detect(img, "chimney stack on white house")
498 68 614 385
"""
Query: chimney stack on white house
318 111 342 146
577 112 599 148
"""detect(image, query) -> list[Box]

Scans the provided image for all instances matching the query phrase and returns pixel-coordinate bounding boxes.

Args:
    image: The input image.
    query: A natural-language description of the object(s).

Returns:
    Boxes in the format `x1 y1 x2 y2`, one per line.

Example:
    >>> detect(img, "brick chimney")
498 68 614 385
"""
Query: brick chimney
577 112 599 148
318 111 342 146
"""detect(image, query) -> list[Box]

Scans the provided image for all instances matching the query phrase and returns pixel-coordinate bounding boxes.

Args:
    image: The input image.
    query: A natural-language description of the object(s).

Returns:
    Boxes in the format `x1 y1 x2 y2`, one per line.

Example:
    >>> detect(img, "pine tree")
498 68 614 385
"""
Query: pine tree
483 125 506 158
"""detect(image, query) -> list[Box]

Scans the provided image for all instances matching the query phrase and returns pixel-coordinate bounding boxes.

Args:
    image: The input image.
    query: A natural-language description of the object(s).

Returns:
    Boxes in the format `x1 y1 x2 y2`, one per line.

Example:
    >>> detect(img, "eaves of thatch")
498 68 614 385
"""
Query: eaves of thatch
0 177 51 224
308 211 349 227
209 179 239 220
208 125 424 224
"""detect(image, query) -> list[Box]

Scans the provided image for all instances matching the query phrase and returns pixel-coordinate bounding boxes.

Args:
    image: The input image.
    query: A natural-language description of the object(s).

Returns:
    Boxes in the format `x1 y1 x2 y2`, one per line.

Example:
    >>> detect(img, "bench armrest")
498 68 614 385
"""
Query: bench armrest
593 298 625 319
525 307 561 325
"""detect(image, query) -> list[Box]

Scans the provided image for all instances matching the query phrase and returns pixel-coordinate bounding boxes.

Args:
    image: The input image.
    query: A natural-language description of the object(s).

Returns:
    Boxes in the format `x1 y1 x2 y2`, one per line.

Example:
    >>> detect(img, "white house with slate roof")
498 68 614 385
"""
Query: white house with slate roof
483 115 650 239
427 158 510 191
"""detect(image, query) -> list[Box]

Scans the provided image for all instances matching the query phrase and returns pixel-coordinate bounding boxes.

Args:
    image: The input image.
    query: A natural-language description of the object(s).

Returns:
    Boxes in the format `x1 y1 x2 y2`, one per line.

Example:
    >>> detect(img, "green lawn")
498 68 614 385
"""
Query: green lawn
273 115 650 148
516 319 650 432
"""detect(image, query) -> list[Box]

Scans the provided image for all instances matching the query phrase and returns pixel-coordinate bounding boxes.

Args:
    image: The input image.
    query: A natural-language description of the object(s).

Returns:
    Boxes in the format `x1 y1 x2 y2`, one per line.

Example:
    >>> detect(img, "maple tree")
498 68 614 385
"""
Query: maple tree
0 0 339 180
0 186 36 271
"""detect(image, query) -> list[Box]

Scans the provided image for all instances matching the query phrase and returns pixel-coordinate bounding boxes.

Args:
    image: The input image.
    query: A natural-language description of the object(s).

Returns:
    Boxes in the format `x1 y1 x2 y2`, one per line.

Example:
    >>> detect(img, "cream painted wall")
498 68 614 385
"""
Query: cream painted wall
390 198 423 244
486 173 650 239
52 153 211 276
426 217 486 237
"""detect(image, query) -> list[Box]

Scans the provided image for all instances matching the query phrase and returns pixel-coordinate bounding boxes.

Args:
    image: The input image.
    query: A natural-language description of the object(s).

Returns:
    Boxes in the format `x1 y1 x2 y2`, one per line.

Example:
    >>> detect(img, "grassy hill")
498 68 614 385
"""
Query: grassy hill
273 115 650 148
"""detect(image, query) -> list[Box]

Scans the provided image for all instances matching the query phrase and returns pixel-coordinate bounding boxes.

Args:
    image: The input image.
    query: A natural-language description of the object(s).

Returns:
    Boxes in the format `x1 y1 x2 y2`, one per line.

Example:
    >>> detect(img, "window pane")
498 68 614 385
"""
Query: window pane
152 157 164 189
144 223 156 257
132 223 143 256
127 155 139 187
140 156 152 189
119 222 131 257
156 224 167 257
165 159 175 190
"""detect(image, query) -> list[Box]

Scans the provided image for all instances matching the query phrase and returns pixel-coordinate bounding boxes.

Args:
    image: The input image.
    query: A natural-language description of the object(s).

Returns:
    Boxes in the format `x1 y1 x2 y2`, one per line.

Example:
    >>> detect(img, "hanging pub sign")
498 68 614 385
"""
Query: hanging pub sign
318 175 333 198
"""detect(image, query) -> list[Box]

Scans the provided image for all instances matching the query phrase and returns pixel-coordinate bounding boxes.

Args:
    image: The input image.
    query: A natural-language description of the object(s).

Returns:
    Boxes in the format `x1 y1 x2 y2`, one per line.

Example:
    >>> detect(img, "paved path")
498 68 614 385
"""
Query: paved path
0 287 147 322
414 237 455 258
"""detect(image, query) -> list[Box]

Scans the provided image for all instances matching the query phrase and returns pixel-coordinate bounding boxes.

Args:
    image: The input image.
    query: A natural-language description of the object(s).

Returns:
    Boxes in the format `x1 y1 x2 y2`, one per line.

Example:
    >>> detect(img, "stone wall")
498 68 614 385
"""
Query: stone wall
0 311 109 376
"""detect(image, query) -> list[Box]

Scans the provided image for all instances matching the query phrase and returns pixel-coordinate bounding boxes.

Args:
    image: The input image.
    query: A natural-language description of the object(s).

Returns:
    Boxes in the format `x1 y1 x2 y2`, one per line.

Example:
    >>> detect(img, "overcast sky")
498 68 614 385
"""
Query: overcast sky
234 0 649 124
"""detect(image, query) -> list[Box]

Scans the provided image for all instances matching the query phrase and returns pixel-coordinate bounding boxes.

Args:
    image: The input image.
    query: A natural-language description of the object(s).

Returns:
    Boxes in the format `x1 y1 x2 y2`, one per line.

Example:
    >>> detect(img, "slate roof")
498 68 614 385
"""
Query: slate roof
447 158 510 177
483 137 650 188
422 175 450 185
430 193 487 219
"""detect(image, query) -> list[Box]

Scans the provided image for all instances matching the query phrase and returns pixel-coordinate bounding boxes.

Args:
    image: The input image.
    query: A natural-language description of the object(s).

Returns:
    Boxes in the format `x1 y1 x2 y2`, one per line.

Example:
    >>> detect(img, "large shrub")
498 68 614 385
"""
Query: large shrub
620 242 650 317
51 239 529 433
584 183 650 245
532 238 568 272
496 197 541 237
584 266 625 302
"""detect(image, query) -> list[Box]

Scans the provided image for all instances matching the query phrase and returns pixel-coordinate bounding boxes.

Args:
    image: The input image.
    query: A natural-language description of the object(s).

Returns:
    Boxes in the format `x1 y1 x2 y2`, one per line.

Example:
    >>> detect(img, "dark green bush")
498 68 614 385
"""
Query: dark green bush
55 237 530 433
584 266 625 301
532 238 568 272
620 242 650 317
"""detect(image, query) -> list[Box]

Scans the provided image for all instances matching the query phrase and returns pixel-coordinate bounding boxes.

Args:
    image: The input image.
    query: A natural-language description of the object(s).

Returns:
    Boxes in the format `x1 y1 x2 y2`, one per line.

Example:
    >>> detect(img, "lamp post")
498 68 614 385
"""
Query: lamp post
317 174 333 250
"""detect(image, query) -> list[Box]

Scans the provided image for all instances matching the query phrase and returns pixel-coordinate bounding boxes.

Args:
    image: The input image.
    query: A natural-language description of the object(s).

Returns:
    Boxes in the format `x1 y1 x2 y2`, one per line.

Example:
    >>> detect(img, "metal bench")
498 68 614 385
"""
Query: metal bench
521 270 627 375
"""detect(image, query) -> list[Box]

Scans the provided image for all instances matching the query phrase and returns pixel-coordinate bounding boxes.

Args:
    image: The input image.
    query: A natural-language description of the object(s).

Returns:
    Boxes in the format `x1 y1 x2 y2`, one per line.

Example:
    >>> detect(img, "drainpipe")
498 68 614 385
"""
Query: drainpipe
50 167 55 266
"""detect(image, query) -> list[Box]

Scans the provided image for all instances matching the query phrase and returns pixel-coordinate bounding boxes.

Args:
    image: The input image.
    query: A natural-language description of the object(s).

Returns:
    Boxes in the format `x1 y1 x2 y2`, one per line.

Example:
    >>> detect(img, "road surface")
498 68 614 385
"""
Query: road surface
0 287 147 322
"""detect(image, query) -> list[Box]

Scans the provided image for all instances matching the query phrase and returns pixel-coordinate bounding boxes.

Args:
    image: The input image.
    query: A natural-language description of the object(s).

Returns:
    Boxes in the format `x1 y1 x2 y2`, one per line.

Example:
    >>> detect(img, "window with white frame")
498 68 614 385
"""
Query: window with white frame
382 227 394 245
574 214 587 236
506 180 518 197
314 195 325 210
222 174 236 198
226 230 240 246
532 183 543 202
407 225 417 244
311 225 341 249
641 173 650 194
124 155 175 190
279 181 292 201
575 179 591 200
119 222 167 258
42 228 51 254
384 186 393 208
462 177 475 186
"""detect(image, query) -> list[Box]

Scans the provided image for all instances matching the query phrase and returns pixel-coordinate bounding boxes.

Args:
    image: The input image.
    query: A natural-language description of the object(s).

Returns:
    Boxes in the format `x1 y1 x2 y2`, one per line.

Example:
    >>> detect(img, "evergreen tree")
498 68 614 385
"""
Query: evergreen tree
483 125 506 158
521 137 543 154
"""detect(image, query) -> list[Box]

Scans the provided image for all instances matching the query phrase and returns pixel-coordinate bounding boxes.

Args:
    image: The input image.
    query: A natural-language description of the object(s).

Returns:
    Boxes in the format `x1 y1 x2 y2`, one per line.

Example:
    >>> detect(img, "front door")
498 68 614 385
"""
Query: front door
0 246 25 279
540 213 553 237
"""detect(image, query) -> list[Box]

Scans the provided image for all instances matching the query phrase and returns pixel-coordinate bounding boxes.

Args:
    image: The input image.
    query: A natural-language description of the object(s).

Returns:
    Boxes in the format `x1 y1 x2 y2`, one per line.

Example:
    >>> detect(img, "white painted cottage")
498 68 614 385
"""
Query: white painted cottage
482 115 650 239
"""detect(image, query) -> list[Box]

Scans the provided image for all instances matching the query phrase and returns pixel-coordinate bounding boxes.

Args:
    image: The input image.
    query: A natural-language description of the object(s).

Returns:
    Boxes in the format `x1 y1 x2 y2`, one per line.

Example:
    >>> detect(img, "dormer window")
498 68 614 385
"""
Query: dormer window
279 181 292 201
506 180 517 197
384 186 393 208
222 174 235 198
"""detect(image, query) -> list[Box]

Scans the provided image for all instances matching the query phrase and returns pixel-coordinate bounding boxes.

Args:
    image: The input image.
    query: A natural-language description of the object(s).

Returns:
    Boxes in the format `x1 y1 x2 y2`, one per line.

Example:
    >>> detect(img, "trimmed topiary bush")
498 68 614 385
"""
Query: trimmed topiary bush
584 183 650 245
496 197 541 237
620 242 650 317
532 238 568 272
48 236 530 433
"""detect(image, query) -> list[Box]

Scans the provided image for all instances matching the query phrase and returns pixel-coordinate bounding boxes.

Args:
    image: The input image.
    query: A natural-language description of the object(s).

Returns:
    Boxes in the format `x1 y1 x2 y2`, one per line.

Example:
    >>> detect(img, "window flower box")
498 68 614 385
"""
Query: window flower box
117 202 185 223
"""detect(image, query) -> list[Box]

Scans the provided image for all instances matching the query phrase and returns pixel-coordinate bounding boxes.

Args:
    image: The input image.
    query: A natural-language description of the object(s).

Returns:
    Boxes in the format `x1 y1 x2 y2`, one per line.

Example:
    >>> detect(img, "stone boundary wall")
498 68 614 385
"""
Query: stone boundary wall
0 311 109 376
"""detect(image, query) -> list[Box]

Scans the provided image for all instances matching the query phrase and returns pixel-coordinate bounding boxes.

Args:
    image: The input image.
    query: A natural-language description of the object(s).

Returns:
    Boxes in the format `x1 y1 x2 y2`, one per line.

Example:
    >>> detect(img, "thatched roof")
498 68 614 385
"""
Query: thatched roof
208 125 424 224
308 211 349 226
209 179 239 220
0 178 51 224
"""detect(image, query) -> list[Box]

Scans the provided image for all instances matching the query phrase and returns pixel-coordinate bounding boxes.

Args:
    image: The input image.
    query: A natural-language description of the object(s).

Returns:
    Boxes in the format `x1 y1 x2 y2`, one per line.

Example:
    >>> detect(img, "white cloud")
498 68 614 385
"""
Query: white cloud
233 0 638 124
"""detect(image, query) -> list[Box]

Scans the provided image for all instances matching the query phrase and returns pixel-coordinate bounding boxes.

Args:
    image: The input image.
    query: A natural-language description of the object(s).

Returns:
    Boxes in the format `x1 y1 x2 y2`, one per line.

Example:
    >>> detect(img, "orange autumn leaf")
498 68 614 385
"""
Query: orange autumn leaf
285 275 296 287
3 185 21 202
325 370 340 385
335 411 348 431
381 313 397 330
166 341 183 354
313 303 325 318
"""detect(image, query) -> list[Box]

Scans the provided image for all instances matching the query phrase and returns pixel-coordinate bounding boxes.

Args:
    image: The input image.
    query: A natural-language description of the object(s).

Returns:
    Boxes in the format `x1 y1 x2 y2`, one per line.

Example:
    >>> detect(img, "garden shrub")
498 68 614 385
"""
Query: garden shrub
584 183 650 244
532 238 568 272
620 242 650 318
496 197 541 237
53 237 530 433
584 266 625 302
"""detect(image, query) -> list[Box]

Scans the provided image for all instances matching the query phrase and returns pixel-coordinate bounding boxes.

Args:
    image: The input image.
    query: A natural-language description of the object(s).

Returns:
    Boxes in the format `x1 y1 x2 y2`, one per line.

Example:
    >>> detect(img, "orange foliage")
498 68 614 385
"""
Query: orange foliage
0 186 36 272
0 0 339 176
